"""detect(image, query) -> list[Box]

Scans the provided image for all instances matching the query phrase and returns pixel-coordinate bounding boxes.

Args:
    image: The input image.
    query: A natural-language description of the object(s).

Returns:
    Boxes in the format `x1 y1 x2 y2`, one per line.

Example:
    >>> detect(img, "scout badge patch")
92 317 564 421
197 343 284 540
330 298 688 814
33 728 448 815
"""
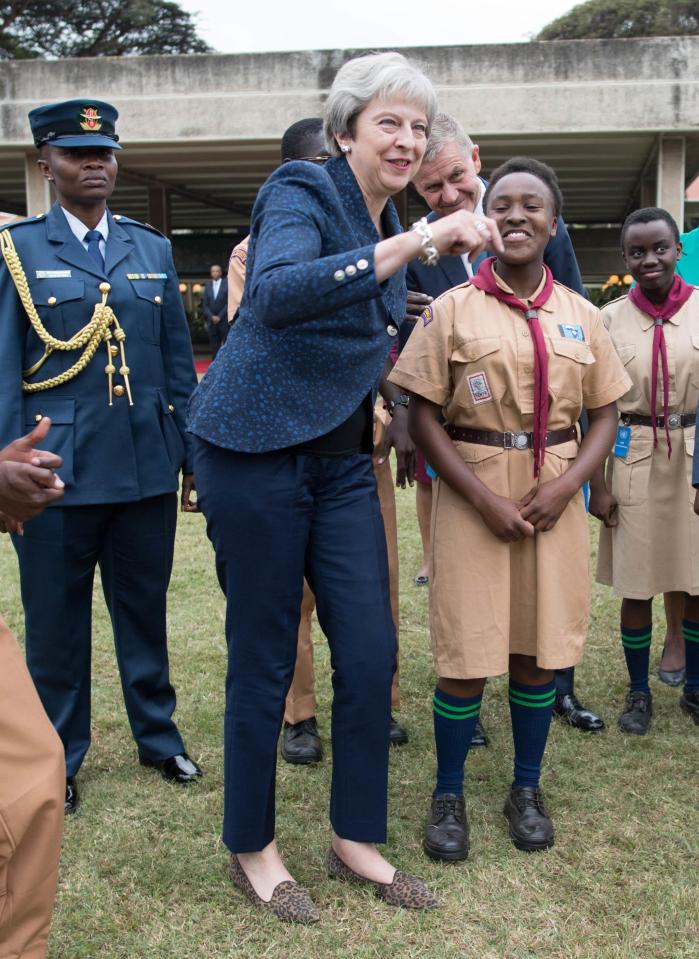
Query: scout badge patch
421 305 433 327
467 371 492 404
558 323 585 341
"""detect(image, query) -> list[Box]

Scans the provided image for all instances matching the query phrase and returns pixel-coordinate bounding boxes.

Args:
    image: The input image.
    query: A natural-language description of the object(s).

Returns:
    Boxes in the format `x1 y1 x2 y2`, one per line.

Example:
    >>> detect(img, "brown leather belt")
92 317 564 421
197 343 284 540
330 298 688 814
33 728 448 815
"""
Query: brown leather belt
445 424 578 450
619 412 696 429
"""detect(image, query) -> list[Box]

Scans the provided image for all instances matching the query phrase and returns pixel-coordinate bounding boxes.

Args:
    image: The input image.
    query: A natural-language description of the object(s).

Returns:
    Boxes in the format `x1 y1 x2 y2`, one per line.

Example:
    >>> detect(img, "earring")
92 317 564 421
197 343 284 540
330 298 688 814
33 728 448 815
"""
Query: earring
340 144 351 155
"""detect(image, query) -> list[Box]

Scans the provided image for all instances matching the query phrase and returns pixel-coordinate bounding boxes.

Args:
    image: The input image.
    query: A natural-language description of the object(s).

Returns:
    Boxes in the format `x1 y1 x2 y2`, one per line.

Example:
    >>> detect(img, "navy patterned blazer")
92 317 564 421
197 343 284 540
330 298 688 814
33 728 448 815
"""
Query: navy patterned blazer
188 156 406 452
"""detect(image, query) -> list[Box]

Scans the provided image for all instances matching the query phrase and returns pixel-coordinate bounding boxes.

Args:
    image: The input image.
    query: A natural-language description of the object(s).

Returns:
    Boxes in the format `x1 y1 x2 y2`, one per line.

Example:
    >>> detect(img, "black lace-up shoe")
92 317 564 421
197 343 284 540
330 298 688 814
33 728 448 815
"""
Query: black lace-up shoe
618 690 653 735
504 787 554 852
281 717 322 765
553 692 606 732
423 793 469 861
679 689 699 725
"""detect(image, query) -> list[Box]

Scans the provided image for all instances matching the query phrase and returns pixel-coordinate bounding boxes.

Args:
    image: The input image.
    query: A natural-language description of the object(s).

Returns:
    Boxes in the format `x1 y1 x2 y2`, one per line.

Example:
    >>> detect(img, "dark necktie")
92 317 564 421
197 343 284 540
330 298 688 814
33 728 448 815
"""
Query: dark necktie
84 229 105 272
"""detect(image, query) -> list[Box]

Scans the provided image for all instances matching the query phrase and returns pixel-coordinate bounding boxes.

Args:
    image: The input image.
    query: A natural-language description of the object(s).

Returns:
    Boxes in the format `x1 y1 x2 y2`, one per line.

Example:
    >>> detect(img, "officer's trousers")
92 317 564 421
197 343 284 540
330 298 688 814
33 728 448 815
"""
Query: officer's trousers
284 444 401 724
13 495 185 777
0 615 64 959
194 440 396 853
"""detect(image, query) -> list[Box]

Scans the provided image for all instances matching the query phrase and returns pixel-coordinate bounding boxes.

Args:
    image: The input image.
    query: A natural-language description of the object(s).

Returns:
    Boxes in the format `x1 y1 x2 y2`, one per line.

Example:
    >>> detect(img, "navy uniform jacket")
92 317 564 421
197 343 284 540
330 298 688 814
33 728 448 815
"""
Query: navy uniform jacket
188 156 406 452
407 210 586 300
0 204 197 506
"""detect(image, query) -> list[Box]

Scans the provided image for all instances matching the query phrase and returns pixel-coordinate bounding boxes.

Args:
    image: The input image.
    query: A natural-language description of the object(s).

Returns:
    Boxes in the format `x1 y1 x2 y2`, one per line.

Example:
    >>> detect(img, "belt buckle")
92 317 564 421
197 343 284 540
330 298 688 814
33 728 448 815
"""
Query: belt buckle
667 413 681 429
504 431 529 450
620 414 632 426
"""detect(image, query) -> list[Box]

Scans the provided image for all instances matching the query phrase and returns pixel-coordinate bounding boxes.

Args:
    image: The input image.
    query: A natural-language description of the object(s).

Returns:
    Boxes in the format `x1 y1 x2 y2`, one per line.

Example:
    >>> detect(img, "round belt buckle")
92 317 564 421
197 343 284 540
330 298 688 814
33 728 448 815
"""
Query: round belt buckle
514 432 529 450
667 413 681 429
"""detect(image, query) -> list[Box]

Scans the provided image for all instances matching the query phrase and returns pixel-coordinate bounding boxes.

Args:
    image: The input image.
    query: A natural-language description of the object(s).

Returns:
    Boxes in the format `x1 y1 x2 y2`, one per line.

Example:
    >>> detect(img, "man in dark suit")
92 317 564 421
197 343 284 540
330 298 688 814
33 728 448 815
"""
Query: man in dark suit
202 263 228 358
406 114 605 740
0 97 203 814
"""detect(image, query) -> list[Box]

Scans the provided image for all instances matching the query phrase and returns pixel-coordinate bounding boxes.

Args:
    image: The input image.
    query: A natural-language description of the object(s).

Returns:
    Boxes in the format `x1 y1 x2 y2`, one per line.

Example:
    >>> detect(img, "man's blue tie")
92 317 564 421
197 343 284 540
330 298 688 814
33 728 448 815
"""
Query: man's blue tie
84 229 105 272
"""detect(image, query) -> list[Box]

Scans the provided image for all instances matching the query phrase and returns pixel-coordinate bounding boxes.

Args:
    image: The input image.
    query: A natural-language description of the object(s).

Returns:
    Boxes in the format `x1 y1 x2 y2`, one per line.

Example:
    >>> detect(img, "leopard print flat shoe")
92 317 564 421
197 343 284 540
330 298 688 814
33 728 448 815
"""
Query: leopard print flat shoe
229 854 320 923
326 847 438 910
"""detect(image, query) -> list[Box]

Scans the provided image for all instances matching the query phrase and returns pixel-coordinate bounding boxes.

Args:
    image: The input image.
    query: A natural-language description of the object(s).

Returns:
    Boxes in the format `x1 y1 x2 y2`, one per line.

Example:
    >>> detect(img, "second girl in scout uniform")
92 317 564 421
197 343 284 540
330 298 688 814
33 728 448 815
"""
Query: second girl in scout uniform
390 157 630 861
590 206 699 735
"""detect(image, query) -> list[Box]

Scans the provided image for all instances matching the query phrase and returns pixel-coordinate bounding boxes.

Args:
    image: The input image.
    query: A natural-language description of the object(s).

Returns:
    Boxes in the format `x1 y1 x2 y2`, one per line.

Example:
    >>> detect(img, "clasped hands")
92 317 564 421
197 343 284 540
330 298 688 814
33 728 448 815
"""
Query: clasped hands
479 476 577 543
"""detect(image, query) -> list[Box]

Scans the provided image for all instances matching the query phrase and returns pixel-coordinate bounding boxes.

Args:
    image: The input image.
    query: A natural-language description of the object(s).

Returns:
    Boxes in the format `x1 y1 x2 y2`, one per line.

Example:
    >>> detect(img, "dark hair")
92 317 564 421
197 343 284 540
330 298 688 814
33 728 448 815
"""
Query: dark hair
483 156 563 219
281 118 324 162
620 207 680 247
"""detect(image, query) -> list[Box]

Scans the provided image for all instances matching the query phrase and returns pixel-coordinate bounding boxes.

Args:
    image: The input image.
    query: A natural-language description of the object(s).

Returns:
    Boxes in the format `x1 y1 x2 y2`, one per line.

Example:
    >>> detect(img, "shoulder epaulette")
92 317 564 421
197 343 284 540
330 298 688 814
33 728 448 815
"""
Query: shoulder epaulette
111 214 166 239
600 293 628 311
0 212 47 232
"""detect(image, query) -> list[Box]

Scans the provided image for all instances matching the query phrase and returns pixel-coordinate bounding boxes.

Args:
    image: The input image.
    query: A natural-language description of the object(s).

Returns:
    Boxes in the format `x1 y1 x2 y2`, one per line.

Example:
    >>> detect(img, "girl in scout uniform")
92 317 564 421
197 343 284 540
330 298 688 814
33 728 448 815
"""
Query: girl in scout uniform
590 207 699 735
390 157 630 861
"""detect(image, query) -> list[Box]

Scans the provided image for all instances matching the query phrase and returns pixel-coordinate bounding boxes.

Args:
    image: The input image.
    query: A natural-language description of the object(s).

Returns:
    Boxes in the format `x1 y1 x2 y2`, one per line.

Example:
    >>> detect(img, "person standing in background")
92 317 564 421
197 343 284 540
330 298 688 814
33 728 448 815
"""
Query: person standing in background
202 263 228 358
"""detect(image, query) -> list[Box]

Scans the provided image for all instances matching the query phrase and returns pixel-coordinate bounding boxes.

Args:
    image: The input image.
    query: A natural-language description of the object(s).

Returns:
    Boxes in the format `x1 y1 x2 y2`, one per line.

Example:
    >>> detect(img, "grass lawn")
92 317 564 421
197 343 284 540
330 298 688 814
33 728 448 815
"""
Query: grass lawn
1 490 696 959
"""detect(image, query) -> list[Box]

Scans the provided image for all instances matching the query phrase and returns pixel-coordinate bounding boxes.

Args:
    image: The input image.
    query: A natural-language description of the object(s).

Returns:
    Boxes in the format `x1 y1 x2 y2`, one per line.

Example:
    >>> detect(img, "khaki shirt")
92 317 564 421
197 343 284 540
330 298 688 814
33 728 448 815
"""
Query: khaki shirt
227 235 249 322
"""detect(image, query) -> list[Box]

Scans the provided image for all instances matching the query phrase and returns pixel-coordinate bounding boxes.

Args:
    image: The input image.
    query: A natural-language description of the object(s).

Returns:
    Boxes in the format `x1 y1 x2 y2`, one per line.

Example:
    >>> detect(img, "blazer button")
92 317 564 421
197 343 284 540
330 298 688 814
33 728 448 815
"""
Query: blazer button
168 404 175 413
113 385 125 398
357 258 368 270
154 295 162 304
34 413 42 422
345 264 357 276
333 269 345 281
109 344 119 356
47 296 57 306
387 324 398 337
99 282 111 294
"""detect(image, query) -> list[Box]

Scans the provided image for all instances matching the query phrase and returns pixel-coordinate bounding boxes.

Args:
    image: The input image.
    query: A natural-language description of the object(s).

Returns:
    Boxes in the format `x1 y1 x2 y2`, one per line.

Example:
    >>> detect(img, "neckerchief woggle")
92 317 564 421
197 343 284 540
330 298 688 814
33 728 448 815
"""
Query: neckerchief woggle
628 274 694 459
471 257 554 477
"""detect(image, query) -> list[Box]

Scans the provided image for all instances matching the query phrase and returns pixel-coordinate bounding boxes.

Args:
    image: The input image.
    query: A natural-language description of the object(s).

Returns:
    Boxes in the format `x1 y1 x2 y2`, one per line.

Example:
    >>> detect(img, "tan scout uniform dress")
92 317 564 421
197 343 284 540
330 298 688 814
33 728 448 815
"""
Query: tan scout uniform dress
597 291 699 598
390 272 631 679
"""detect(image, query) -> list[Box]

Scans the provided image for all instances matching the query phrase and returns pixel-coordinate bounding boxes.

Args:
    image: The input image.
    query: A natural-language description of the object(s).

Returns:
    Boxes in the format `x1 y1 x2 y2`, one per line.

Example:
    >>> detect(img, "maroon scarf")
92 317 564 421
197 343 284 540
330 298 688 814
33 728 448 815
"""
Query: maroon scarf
471 257 554 477
628 274 694 458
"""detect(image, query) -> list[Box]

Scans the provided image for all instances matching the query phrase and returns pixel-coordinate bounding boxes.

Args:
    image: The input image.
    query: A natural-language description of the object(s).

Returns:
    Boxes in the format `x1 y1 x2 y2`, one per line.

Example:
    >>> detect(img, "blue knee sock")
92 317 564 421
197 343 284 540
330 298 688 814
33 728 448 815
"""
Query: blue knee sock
682 619 699 694
433 688 482 797
621 625 652 693
509 678 556 790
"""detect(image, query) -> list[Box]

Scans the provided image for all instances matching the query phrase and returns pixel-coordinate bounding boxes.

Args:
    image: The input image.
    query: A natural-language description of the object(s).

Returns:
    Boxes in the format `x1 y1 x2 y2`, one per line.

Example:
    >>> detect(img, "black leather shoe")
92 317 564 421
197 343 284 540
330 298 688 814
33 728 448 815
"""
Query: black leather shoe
679 689 699 725
65 776 79 815
618 690 652 735
140 752 203 783
389 715 408 746
504 787 554 852
553 692 606 732
423 793 469 861
470 718 488 748
281 717 322 765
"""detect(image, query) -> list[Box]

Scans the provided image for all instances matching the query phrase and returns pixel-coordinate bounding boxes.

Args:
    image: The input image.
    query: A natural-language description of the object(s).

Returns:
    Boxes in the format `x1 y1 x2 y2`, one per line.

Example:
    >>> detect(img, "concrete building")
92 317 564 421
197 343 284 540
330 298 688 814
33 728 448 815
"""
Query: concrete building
1 36 698 283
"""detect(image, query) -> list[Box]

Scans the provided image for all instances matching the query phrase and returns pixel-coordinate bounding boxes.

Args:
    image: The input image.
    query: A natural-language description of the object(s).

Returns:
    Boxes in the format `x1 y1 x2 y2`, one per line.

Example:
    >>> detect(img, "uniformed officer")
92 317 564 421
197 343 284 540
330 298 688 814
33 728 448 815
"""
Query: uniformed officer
0 99 202 814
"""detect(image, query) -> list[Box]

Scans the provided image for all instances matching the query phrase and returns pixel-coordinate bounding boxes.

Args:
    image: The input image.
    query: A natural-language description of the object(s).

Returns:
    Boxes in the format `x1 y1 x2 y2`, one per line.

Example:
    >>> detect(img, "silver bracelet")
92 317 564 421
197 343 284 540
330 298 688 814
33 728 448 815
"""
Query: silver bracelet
411 216 440 267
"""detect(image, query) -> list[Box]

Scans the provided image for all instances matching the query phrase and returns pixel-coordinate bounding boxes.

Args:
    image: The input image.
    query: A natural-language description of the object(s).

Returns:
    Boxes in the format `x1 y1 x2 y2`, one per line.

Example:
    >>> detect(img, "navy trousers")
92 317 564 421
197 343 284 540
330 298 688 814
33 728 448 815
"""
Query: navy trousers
194 440 396 853
13 494 185 777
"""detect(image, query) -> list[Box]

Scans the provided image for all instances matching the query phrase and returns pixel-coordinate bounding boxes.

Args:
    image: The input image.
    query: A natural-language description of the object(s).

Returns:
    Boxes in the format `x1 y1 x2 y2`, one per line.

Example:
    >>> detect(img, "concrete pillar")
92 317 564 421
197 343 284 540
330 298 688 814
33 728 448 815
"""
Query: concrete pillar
24 151 52 216
656 136 686 227
640 177 655 209
147 186 171 235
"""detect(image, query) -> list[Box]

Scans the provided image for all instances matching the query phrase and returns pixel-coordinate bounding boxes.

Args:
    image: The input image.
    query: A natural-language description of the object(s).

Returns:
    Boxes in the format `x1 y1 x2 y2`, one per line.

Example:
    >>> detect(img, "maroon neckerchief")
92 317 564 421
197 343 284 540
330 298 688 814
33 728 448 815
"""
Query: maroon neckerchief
471 257 554 477
628 274 694 458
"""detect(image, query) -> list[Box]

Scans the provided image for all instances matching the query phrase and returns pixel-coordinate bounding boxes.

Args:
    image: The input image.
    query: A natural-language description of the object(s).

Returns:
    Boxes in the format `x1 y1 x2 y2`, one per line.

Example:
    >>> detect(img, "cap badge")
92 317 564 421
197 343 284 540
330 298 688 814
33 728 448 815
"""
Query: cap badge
79 106 103 132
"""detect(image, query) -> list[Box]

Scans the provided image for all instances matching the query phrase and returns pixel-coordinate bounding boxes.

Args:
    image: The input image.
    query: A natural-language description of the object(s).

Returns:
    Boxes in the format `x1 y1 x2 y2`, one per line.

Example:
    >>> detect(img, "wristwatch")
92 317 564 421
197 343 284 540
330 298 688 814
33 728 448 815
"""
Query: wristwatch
388 394 410 416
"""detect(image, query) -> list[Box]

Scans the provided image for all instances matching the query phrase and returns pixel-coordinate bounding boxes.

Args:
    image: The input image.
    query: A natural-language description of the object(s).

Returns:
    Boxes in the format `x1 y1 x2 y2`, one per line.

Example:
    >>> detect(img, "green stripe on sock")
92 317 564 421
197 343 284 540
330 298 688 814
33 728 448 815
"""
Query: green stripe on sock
622 636 652 649
432 701 480 721
432 696 480 716
508 691 556 709
507 687 557 702
682 628 699 643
